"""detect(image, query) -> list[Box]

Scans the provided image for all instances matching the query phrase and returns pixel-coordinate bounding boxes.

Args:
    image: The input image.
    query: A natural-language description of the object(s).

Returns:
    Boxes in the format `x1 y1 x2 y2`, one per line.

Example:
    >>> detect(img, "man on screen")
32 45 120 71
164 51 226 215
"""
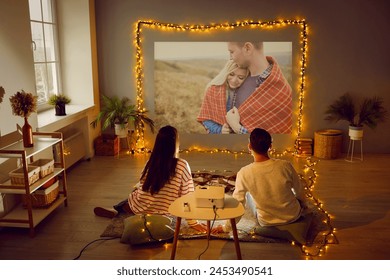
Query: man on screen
225 42 292 134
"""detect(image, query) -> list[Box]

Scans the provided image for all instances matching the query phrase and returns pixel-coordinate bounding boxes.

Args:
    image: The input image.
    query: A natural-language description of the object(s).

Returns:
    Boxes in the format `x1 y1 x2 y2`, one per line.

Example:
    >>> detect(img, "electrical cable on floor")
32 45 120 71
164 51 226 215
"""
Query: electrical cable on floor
197 205 218 260
73 215 165 260
73 237 119 260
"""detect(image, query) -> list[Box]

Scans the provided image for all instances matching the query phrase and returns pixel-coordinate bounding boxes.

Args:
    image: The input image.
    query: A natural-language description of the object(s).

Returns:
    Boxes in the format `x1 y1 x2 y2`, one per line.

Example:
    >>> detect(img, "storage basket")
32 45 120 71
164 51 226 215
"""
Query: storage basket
94 134 119 156
22 181 59 208
30 158 54 178
9 166 40 185
314 129 343 159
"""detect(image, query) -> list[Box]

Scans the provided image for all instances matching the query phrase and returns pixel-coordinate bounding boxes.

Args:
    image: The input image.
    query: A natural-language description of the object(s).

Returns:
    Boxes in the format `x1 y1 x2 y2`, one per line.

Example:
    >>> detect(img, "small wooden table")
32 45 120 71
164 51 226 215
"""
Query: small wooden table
168 193 245 259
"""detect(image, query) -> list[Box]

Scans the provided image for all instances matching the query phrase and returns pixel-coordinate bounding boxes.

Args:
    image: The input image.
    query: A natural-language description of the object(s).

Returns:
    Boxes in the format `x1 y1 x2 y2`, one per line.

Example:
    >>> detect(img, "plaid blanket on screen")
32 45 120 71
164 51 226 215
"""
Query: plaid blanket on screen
197 57 292 134
197 84 228 126
239 57 292 134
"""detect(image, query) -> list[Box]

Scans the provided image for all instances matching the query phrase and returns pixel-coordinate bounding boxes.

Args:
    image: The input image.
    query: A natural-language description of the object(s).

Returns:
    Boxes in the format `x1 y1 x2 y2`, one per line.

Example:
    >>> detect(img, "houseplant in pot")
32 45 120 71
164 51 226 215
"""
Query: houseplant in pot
91 94 155 137
48 94 71 116
324 92 387 140
9 90 37 147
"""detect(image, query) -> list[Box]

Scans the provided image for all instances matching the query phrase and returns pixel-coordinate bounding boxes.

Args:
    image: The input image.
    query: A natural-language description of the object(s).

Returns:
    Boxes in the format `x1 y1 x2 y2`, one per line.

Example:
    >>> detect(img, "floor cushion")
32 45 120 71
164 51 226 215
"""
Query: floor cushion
253 212 314 244
120 214 174 245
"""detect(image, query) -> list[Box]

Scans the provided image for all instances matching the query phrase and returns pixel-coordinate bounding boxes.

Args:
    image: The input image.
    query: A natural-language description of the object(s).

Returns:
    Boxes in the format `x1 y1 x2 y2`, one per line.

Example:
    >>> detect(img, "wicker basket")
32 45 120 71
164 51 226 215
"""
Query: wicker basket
9 166 40 185
94 134 119 156
22 181 59 208
314 129 343 159
30 159 54 178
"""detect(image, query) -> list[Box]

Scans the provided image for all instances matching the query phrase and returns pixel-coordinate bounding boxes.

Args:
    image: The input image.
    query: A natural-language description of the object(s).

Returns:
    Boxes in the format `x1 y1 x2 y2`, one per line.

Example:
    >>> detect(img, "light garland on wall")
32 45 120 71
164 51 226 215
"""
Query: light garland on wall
133 19 309 153
180 147 292 157
132 20 338 259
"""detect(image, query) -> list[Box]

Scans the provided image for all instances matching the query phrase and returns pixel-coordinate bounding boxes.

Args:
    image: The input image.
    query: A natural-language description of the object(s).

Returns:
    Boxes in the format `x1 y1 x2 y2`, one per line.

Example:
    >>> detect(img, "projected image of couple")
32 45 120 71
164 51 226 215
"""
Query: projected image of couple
154 41 292 135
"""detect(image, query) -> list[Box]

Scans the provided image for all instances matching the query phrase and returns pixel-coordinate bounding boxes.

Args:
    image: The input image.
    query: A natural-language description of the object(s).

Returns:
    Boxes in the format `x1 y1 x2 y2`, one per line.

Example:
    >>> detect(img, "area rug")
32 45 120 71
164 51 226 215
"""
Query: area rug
100 204 335 246
101 170 336 246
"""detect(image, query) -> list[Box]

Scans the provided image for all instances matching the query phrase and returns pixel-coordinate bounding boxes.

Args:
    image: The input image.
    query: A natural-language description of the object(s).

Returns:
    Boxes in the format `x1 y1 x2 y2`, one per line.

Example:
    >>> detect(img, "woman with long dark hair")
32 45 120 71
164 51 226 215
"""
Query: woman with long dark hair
94 125 206 231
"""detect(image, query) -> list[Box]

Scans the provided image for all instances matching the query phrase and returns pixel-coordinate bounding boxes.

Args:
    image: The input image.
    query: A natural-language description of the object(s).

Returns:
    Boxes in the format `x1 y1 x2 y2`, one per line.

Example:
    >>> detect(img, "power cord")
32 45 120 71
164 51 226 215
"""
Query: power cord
197 205 219 260
73 237 119 260
73 215 172 259
142 214 160 242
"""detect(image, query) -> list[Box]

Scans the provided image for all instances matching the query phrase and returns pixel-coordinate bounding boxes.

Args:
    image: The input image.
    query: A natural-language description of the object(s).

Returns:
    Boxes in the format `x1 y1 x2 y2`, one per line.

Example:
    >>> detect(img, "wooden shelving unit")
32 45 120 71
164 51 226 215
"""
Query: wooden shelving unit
0 132 68 237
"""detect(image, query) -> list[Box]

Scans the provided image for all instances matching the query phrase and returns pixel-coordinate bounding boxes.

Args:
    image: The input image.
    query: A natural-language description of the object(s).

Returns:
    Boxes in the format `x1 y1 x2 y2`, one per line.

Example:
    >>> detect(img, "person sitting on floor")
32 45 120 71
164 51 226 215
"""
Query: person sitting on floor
213 127 308 234
94 125 207 232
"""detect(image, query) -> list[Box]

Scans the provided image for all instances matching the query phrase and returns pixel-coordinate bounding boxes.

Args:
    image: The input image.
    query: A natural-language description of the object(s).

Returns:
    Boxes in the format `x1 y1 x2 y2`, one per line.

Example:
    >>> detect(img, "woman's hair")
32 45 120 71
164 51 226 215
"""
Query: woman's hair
206 60 249 89
140 125 178 195
250 128 272 155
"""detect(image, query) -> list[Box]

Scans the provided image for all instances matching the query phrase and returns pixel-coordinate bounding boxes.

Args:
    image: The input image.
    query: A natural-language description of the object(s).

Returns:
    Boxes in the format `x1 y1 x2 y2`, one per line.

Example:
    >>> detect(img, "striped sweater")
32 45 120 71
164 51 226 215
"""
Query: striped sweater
128 158 194 216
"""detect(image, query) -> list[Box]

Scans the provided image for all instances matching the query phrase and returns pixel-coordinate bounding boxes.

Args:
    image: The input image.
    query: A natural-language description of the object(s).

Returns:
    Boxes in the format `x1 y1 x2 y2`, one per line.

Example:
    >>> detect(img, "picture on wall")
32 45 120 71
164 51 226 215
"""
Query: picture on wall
154 41 293 134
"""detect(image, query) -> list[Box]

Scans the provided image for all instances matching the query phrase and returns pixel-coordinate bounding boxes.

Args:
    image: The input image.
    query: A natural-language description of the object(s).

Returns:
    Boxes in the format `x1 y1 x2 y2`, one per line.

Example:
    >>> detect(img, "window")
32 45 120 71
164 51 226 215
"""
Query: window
28 0 61 108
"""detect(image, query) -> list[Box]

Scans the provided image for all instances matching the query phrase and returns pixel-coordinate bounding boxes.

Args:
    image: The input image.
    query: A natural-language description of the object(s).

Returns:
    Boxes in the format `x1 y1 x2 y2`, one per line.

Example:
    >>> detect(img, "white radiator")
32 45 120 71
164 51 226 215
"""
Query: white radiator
63 131 86 169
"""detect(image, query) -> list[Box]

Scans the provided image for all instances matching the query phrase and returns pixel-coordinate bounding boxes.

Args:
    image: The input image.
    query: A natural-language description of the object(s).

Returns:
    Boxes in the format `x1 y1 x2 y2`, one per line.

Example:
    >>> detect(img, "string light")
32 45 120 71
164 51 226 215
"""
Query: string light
133 19 309 152
132 22 336 258
296 157 338 259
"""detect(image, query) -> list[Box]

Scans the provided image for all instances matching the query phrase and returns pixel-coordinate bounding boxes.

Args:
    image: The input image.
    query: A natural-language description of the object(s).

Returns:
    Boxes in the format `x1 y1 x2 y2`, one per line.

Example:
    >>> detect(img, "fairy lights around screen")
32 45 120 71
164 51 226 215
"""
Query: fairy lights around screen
132 23 337 258
134 19 308 154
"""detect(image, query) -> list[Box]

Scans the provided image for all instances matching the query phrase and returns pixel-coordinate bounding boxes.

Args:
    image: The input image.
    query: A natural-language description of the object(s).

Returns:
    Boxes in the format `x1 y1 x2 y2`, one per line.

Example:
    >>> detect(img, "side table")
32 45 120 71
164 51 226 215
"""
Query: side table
168 193 245 260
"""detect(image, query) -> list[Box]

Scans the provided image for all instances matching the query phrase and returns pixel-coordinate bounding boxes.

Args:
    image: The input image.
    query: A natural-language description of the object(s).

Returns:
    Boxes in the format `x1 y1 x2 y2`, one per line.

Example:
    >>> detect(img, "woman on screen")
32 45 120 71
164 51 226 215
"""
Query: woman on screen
197 60 249 134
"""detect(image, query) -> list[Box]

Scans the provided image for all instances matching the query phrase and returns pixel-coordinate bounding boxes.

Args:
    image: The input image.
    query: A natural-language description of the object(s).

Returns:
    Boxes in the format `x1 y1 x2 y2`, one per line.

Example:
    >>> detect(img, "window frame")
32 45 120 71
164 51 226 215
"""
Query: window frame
29 0 62 112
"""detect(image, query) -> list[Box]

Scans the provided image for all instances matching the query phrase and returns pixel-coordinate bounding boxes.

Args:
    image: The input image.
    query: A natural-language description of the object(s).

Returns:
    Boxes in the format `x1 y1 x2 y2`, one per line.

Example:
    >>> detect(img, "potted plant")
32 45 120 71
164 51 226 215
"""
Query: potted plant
48 94 71 116
9 90 37 147
324 92 387 140
91 94 155 137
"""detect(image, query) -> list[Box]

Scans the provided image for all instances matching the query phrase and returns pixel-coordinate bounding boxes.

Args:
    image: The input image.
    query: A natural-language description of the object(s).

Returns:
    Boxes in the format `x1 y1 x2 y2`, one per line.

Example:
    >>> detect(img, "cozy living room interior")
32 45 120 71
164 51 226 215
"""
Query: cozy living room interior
1 0 390 262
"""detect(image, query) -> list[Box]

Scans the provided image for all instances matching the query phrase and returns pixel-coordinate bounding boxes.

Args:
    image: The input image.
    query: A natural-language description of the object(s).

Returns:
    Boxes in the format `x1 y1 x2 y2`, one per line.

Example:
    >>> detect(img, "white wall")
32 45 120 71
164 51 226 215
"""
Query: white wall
55 0 101 159
0 0 37 138
94 0 390 153
57 0 97 106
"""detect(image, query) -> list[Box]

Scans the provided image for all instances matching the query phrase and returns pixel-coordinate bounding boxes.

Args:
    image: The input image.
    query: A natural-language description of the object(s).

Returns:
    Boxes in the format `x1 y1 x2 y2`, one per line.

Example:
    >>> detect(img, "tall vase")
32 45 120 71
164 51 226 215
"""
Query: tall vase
22 117 34 147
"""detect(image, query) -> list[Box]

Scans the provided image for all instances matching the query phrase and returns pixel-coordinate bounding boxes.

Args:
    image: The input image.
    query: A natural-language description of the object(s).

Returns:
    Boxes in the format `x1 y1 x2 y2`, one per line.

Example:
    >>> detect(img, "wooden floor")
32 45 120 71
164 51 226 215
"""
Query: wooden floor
0 151 390 260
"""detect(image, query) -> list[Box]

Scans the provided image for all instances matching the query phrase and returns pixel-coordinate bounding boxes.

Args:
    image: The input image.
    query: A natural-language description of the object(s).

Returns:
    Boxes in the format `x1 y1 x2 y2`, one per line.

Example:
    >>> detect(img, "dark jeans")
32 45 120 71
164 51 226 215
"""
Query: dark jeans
113 199 134 215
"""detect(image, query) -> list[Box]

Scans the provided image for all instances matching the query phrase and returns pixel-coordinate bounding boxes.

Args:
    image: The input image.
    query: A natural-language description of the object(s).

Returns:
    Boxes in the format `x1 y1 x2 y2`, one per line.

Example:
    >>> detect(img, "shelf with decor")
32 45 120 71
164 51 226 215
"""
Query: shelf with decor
0 132 68 237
